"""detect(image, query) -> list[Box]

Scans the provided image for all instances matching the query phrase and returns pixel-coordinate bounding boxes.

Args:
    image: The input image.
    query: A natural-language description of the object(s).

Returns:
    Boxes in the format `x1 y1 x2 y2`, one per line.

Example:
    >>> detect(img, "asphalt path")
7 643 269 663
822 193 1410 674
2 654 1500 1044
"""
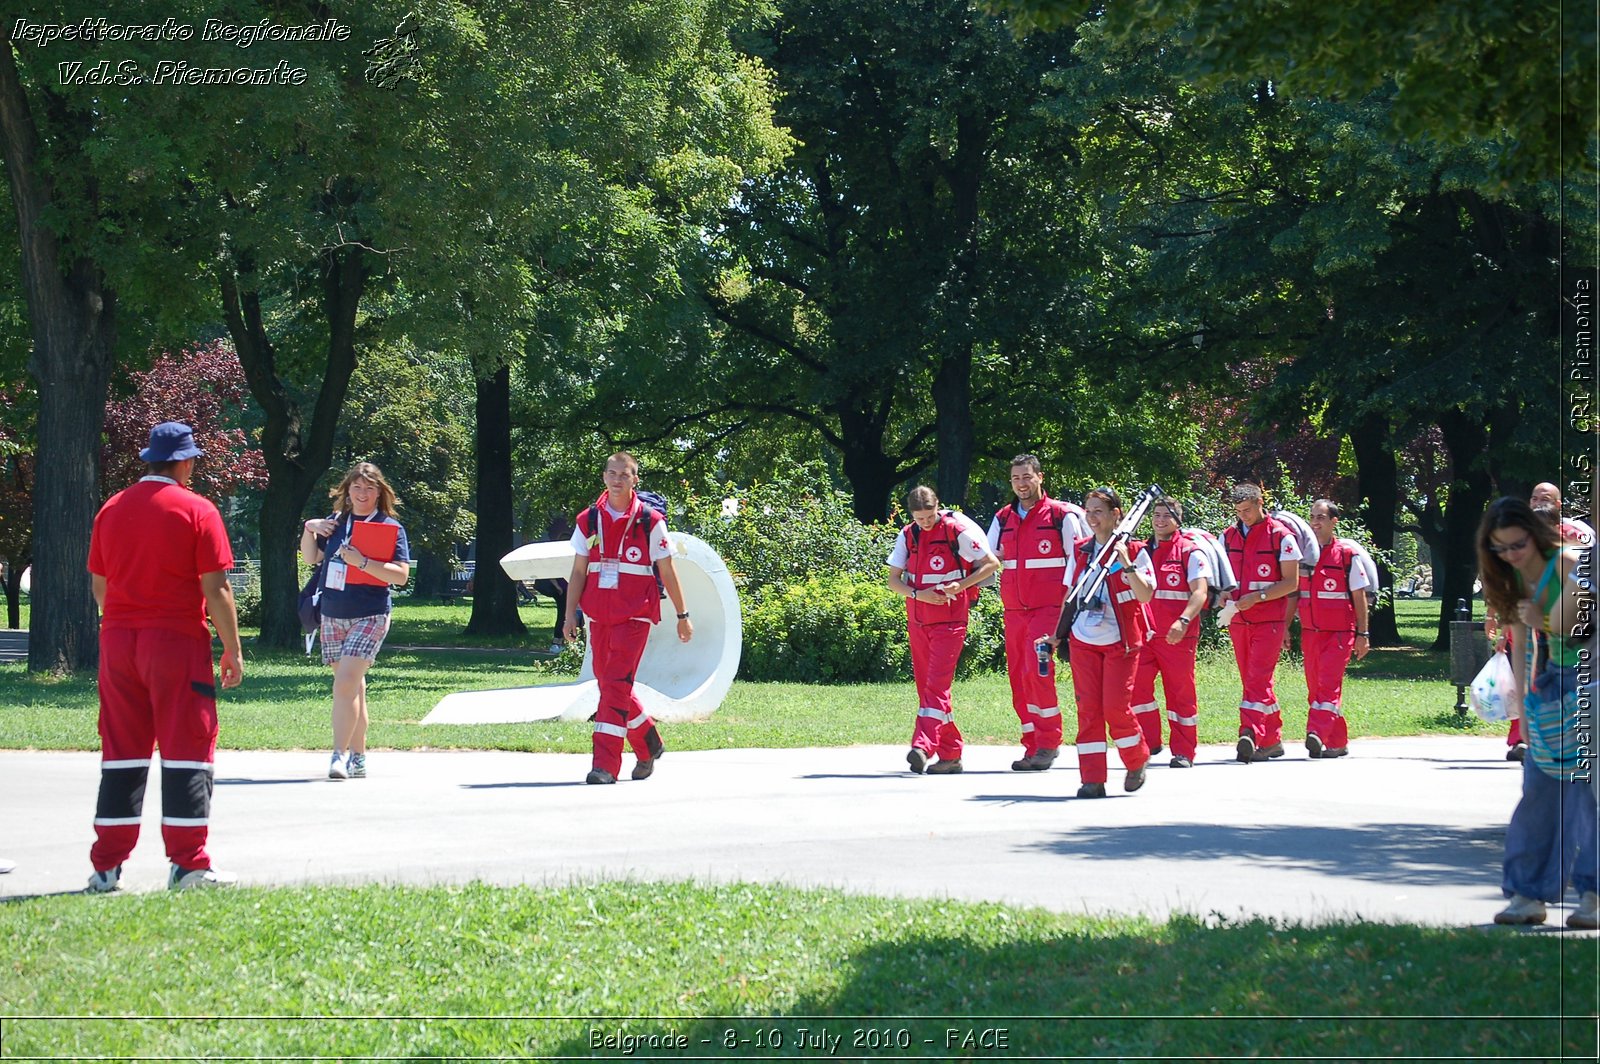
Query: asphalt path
0 736 1570 928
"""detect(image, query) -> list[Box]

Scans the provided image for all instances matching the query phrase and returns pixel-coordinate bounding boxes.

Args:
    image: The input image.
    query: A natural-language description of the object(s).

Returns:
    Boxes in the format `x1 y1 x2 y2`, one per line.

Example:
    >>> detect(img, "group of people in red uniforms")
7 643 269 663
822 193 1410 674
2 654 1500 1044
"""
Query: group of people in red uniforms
889 455 1378 798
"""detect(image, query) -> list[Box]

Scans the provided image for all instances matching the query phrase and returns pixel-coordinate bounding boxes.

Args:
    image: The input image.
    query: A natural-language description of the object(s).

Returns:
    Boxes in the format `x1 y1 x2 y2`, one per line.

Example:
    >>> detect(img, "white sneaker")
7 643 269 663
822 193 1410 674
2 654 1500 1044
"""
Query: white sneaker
347 751 367 778
168 864 237 890
1494 894 1547 925
1569 891 1600 930
328 752 348 780
85 866 121 893
0 857 15 874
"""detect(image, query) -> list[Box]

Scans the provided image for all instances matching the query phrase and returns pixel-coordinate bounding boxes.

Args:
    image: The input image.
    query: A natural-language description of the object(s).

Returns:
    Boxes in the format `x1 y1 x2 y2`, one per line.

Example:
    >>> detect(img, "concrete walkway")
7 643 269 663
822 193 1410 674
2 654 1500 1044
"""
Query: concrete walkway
0 736 1563 928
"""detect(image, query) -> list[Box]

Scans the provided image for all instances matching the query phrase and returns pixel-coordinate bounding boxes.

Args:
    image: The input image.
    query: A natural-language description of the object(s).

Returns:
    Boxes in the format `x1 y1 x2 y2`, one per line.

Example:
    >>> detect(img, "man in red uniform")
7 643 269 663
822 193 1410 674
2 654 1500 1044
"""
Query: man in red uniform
563 452 693 785
1221 482 1302 764
85 421 244 893
1299 499 1372 759
986 455 1089 771
1130 497 1211 768
888 486 1001 774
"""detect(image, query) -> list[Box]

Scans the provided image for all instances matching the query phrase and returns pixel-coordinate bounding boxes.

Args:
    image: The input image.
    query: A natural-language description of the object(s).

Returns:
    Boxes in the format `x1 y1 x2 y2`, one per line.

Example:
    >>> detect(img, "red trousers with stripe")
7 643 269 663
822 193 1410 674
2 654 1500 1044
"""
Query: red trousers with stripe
1302 628 1353 749
909 620 965 760
1230 619 1287 747
91 627 219 872
1069 637 1150 784
1132 636 1200 760
1004 606 1064 754
589 619 660 776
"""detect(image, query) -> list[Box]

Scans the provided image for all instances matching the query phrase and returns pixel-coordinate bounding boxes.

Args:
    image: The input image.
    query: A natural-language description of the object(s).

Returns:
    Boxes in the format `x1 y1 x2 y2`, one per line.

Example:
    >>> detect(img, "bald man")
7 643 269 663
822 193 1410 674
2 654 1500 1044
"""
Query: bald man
1530 483 1595 547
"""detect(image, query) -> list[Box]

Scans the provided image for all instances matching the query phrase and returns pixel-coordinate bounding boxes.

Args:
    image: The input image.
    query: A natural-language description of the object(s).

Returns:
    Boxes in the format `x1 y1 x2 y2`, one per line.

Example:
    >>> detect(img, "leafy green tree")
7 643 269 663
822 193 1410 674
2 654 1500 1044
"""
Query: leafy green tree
988 0 1593 185
593 0 1206 520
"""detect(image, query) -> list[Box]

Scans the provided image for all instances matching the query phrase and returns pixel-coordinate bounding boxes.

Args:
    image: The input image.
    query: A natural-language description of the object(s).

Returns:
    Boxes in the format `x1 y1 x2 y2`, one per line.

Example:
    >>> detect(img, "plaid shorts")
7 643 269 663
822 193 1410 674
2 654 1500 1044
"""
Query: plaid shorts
320 613 391 665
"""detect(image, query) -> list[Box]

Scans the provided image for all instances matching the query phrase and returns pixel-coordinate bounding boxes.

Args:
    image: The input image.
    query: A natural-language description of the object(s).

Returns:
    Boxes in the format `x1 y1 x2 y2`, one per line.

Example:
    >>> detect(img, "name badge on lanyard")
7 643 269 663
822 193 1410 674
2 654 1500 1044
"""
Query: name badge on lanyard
599 559 620 589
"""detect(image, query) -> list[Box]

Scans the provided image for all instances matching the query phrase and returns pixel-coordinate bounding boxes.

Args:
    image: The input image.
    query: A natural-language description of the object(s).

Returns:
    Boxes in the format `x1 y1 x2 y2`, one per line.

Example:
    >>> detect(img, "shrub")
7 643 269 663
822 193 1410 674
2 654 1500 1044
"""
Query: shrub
230 562 262 628
739 573 1008 684
677 464 898 594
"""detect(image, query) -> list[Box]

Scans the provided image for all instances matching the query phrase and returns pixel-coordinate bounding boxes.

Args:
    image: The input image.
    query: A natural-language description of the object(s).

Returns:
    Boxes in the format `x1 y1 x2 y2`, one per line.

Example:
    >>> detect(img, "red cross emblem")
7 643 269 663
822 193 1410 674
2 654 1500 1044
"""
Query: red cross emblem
1258 563 1274 578
930 555 946 571
1038 540 1052 555
625 545 642 563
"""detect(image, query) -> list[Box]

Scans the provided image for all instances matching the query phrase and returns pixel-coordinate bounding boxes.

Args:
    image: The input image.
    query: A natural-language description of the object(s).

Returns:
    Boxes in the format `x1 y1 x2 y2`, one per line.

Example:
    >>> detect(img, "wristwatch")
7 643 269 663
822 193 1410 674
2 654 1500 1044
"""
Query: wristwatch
677 611 691 619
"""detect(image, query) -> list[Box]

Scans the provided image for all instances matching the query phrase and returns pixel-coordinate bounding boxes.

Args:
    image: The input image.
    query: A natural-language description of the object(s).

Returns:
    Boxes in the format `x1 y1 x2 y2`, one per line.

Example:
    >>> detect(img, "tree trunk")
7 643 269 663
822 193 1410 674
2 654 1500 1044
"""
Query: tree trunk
465 364 525 636
836 398 903 523
1348 418 1401 645
223 245 366 649
0 38 117 673
1431 410 1496 650
932 344 975 510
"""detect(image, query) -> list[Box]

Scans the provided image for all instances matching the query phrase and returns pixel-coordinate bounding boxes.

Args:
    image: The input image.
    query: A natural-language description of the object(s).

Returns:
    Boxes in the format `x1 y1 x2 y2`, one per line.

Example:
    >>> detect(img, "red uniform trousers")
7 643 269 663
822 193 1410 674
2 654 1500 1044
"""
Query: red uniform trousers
91 627 219 873
908 620 965 761
1131 637 1200 760
1231 619 1287 747
589 619 663 777
1069 637 1150 784
1302 629 1353 749
1004 607 1064 754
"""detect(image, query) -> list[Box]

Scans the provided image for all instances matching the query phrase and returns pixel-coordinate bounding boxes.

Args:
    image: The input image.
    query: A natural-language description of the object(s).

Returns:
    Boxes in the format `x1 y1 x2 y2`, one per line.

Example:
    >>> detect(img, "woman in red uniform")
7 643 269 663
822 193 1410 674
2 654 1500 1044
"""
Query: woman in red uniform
887 486 1000 774
1042 487 1156 798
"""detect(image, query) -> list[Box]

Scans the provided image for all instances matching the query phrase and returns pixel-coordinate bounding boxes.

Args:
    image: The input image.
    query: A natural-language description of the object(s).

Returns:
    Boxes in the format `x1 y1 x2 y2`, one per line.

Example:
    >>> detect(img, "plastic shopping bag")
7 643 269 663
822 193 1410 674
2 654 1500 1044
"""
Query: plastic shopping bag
1469 650 1518 722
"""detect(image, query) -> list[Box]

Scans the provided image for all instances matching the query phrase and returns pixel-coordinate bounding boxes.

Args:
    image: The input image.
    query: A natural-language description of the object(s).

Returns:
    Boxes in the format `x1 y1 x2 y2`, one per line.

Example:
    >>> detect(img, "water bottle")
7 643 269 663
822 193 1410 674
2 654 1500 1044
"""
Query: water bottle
1037 640 1052 676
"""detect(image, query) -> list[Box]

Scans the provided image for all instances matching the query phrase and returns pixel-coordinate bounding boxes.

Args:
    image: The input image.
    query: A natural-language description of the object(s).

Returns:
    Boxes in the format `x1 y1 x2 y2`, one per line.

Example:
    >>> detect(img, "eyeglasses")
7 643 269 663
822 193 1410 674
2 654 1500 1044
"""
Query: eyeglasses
1487 536 1531 555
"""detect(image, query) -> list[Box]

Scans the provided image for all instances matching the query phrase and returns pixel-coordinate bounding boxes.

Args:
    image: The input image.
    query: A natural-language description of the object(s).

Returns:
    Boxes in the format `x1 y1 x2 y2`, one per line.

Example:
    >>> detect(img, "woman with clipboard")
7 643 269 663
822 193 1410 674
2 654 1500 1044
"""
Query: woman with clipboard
300 462 411 781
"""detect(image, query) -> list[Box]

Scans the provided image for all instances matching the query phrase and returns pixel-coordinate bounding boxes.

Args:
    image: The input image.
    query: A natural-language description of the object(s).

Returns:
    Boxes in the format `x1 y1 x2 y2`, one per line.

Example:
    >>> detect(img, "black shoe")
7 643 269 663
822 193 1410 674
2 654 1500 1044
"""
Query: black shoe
1321 746 1349 759
585 769 617 785
1010 747 1057 771
1076 782 1107 799
906 748 928 774
1236 735 1256 763
631 759 654 780
926 758 964 775
1169 755 1193 768
1149 744 1164 758
1124 766 1147 792
645 728 666 761
1306 734 1325 759
1252 742 1286 762
1507 743 1527 763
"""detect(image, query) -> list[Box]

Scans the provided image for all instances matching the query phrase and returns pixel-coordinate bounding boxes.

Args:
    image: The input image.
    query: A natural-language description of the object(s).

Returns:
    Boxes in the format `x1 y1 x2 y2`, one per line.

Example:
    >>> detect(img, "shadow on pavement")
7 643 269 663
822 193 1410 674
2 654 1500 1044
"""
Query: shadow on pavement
1032 821 1505 887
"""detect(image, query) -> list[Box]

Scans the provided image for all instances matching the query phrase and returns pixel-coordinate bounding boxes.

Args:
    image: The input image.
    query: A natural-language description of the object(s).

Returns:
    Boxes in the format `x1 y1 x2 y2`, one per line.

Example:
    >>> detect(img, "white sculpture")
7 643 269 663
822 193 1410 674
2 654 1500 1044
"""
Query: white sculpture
421 533 742 726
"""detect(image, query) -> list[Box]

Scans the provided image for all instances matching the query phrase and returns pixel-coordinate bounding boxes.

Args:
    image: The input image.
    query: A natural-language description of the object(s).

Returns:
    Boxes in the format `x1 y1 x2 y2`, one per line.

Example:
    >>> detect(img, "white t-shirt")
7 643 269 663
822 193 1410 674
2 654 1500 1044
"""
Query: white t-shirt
985 501 1091 555
887 511 993 572
569 499 673 562
1063 541 1155 645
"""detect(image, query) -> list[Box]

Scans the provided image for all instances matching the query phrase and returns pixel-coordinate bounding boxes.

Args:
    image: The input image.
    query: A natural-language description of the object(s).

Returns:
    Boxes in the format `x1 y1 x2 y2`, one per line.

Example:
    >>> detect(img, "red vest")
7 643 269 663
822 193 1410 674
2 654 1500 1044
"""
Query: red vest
577 492 662 625
1224 516 1293 624
1071 536 1153 652
996 495 1082 610
1299 537 1357 632
1148 532 1201 641
902 513 975 625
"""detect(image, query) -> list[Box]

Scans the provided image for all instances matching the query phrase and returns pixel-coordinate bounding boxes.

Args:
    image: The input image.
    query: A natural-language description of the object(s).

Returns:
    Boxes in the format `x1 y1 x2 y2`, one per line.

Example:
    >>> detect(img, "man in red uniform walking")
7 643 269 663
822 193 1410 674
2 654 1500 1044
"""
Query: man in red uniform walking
563 452 693 785
1130 497 1211 768
986 455 1089 771
85 422 244 892
1299 500 1371 759
1221 483 1301 764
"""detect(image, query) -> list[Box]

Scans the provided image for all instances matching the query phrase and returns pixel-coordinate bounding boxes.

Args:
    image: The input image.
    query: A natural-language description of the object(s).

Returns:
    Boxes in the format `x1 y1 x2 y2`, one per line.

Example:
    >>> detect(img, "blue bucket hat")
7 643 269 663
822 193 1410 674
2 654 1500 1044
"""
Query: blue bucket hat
139 421 204 463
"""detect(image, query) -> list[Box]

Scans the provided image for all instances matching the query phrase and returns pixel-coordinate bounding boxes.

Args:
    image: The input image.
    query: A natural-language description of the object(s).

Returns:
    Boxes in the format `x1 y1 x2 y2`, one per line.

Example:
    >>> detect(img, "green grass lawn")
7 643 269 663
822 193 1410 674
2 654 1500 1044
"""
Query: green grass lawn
0 597 1499 752
2 882 1593 1060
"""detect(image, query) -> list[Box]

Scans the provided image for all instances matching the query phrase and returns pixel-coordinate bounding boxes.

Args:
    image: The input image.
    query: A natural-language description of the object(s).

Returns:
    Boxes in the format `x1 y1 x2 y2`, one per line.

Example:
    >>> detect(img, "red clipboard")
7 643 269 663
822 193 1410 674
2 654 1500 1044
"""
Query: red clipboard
346 520 400 586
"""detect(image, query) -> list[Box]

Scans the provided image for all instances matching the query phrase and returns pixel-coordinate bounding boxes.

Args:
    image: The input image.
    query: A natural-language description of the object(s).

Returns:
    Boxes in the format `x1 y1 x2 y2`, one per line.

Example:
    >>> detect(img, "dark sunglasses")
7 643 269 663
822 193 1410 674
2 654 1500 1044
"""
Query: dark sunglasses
1487 535 1531 555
